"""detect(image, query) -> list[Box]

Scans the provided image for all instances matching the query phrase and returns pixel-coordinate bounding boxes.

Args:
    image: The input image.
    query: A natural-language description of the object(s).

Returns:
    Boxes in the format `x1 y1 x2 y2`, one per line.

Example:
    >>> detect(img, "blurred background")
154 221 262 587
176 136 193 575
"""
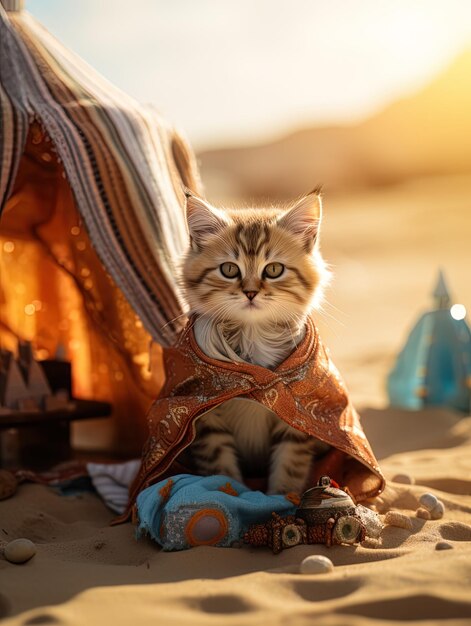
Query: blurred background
26 0 471 407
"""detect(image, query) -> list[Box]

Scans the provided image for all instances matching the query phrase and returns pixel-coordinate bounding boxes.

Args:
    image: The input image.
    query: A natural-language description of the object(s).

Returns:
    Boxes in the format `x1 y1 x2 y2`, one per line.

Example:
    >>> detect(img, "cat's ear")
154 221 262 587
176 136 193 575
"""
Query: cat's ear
277 189 322 251
185 190 228 249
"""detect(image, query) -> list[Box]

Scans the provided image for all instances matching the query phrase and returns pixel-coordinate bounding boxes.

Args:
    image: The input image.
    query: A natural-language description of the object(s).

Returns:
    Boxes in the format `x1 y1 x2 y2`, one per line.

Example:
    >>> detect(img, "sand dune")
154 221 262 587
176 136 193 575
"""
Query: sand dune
1 170 471 625
198 49 471 200
1 408 471 625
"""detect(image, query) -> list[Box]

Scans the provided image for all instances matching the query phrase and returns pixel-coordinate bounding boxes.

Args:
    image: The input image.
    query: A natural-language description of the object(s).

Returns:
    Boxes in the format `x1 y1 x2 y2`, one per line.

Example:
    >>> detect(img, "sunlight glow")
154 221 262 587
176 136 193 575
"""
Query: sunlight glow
27 0 471 149
450 304 466 320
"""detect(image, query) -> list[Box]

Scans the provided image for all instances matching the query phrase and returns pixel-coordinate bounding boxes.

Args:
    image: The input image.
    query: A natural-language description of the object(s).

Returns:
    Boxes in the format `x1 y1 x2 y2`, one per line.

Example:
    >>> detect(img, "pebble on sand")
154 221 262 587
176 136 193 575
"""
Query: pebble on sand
300 555 334 575
4 538 36 564
384 511 413 530
419 493 439 512
0 470 18 501
416 508 431 520
391 474 415 485
430 500 445 520
435 541 453 550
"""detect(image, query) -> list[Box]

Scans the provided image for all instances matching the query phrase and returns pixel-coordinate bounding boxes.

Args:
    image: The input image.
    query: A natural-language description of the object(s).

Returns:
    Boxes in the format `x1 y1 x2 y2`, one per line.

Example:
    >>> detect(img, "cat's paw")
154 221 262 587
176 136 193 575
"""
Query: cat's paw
266 485 295 496
212 467 243 483
267 479 304 496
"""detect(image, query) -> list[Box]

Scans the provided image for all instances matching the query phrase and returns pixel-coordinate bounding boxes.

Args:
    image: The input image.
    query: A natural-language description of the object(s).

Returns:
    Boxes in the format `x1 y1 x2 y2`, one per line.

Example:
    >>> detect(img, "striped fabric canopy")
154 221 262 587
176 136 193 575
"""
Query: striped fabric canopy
0 1 202 452
0 0 200 346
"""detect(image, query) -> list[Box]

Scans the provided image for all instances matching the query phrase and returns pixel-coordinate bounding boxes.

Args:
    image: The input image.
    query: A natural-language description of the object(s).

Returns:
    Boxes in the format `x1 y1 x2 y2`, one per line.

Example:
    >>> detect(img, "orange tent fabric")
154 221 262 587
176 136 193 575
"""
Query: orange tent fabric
0 2 201 453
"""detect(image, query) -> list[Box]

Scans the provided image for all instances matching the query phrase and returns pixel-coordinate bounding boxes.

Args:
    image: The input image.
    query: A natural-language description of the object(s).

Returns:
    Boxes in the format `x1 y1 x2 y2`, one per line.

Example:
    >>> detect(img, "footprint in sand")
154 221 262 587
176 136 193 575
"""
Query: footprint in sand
183 593 255 614
292 578 361 603
419 478 471 495
22 614 61 625
336 594 471 621
0 593 11 619
438 522 471 542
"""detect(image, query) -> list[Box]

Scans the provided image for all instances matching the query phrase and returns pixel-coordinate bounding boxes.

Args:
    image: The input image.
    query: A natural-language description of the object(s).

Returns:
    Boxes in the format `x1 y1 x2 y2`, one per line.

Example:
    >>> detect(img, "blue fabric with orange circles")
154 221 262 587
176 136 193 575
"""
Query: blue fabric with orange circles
136 474 296 550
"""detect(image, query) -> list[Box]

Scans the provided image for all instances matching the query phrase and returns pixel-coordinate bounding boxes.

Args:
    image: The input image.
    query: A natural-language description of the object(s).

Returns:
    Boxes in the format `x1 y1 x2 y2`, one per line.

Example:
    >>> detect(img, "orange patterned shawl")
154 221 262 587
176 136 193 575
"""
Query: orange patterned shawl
116 316 385 523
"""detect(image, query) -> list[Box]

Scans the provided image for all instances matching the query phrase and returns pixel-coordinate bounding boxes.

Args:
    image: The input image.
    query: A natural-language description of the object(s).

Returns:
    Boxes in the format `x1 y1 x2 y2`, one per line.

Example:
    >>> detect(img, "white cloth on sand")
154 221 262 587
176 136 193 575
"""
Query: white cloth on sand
86 460 140 514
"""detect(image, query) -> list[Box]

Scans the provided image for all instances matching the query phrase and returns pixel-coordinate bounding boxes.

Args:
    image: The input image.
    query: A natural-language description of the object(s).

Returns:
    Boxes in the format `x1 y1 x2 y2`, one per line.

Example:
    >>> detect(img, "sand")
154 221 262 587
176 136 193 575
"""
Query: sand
1 407 471 625
1 175 470 624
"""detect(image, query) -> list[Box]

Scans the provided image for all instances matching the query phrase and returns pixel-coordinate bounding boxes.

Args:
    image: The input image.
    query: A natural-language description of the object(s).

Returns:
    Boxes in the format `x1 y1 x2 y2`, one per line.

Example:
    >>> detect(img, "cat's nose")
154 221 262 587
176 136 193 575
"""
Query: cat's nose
244 290 258 301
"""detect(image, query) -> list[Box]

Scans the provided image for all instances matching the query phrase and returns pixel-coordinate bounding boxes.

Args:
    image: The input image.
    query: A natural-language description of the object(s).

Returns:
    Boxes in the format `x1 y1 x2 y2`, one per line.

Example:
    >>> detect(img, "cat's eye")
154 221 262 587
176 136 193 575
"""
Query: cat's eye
220 262 240 279
263 262 285 279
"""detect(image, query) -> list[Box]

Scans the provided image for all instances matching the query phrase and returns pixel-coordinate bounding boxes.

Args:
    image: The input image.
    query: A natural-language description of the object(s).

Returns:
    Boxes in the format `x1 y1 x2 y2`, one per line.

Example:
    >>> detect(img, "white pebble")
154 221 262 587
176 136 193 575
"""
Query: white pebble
4 538 36 564
419 493 439 512
430 500 445 520
392 474 414 485
416 508 431 520
300 555 334 575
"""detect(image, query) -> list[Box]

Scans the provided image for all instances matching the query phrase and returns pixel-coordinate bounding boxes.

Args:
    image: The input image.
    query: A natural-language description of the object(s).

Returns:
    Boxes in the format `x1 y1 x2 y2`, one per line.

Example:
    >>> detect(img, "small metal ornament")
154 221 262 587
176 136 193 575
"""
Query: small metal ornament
244 476 382 554
296 475 357 525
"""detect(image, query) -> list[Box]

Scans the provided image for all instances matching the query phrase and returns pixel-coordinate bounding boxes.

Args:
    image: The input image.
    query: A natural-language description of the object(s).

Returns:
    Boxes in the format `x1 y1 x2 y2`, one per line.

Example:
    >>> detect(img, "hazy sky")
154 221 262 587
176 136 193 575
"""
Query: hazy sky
27 0 471 149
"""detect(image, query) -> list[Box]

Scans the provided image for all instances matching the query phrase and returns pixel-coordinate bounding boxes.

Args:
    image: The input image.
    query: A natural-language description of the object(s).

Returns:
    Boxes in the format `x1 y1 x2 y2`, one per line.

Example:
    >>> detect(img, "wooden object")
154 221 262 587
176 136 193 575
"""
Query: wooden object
0 399 111 470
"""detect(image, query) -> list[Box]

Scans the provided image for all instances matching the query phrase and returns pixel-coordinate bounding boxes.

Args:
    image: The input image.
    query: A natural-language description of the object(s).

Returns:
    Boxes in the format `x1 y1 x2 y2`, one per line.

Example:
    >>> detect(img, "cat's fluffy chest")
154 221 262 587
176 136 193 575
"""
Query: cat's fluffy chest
213 398 276 457
193 316 306 369
193 398 280 476
195 396 330 480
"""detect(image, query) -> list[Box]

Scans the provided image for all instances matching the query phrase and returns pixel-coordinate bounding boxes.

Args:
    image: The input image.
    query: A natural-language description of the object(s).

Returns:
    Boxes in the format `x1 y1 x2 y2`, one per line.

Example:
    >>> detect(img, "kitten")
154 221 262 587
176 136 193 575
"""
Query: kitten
180 190 331 494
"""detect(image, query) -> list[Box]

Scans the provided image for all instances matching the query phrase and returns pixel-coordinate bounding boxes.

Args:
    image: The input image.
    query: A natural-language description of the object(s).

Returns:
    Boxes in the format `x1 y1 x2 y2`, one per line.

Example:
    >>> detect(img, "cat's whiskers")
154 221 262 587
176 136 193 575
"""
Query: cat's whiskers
317 303 345 327
313 303 346 341
159 310 191 333
266 301 305 353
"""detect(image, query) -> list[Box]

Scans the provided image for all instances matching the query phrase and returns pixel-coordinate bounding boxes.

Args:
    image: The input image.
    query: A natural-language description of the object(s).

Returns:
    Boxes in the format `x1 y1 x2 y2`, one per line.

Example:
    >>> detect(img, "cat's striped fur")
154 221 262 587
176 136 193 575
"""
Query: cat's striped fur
180 190 331 494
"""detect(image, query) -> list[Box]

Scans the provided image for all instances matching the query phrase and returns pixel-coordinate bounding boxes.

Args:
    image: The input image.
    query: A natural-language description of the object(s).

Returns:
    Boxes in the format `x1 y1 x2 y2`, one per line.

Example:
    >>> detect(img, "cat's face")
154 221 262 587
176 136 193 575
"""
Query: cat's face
182 191 329 326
